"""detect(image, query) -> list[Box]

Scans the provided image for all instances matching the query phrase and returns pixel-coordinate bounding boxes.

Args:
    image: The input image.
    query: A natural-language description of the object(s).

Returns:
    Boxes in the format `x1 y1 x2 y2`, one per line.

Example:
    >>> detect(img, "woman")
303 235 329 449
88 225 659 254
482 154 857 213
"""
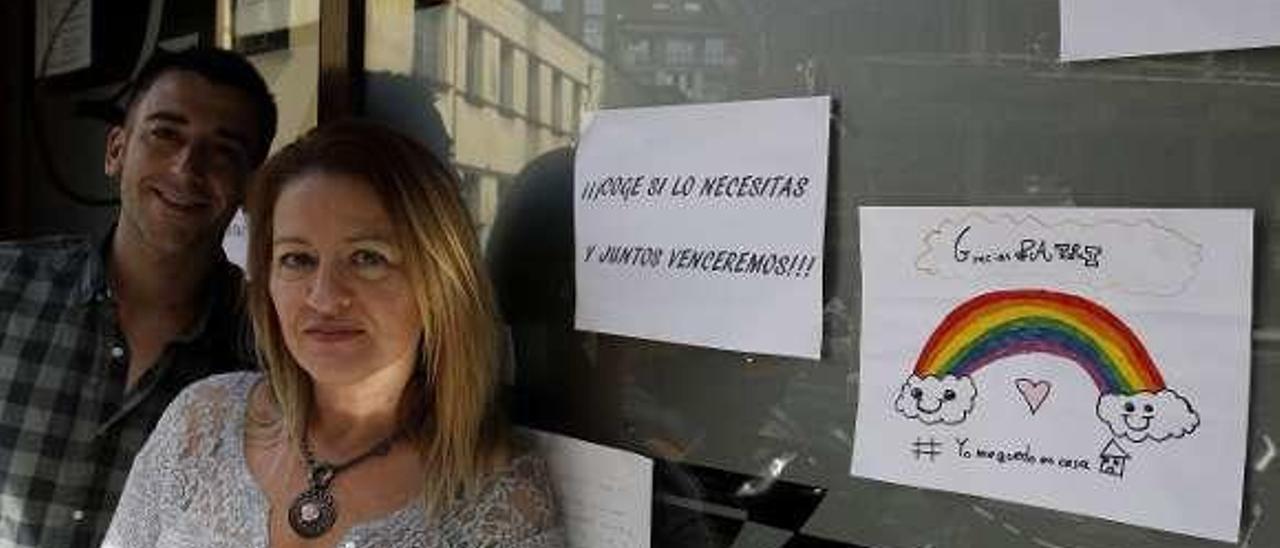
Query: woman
104 120 565 547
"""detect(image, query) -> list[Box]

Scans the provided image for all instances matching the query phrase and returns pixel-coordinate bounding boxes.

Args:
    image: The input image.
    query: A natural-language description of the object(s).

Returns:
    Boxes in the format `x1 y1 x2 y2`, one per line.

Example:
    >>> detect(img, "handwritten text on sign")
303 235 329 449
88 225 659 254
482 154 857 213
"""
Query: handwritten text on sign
914 212 1201 296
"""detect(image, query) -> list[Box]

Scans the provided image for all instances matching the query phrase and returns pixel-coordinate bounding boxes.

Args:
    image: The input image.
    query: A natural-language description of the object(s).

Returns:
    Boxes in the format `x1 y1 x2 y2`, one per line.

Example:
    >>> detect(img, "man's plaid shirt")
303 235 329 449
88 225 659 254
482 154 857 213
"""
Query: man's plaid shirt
0 231 253 547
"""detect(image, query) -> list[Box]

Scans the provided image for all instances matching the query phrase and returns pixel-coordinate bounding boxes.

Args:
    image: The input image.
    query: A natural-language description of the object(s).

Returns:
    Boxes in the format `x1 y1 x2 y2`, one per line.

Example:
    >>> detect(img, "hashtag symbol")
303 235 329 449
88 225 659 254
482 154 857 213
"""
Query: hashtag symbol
911 437 942 461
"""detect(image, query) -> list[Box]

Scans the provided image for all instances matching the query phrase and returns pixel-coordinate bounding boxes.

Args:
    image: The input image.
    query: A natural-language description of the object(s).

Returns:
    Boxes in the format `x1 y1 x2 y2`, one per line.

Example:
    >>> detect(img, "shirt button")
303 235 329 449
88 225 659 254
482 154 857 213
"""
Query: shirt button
71 510 85 522
110 345 126 360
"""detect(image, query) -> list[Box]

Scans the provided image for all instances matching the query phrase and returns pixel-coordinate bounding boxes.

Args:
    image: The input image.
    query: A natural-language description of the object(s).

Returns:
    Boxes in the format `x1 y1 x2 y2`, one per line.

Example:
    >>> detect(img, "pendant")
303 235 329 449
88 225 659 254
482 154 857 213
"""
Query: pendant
288 487 337 538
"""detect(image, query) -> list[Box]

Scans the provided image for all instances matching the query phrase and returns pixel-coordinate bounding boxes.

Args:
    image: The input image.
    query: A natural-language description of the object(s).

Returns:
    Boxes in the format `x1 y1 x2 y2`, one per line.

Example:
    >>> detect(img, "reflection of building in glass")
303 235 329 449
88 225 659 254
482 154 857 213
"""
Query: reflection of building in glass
372 0 607 243
524 0 739 103
521 0 612 54
612 1 738 102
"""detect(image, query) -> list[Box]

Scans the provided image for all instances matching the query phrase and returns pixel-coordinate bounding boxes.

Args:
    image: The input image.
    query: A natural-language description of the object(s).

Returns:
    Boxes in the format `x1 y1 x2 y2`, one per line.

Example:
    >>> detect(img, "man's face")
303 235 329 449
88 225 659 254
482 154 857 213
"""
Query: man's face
105 70 262 256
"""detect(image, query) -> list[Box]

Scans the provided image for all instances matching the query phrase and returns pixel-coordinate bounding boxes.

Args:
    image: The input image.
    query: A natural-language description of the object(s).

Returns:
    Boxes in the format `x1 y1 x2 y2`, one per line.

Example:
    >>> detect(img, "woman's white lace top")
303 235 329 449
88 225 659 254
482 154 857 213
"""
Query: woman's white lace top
102 372 566 547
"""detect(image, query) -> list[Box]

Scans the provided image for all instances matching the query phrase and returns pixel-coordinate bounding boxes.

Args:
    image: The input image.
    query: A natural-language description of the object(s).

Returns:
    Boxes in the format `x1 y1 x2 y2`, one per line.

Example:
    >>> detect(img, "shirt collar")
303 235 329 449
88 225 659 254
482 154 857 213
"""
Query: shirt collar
175 258 244 345
70 224 116 306
72 223 246 344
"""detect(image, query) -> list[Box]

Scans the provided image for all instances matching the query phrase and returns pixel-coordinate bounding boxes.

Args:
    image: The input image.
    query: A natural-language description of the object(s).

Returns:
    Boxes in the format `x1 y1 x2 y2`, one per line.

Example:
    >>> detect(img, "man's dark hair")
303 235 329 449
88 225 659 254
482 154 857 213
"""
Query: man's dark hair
121 48 278 165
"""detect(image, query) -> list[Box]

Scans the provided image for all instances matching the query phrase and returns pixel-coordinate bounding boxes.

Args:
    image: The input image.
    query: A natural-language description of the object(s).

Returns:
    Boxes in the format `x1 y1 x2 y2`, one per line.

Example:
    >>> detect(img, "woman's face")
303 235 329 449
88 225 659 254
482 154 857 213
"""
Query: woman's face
269 172 423 390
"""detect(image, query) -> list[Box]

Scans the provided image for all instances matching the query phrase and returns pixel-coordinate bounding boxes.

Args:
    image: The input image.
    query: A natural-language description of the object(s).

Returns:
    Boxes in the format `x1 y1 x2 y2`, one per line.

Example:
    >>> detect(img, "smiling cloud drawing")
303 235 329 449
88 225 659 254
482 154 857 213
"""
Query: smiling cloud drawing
894 374 977 425
1096 390 1200 442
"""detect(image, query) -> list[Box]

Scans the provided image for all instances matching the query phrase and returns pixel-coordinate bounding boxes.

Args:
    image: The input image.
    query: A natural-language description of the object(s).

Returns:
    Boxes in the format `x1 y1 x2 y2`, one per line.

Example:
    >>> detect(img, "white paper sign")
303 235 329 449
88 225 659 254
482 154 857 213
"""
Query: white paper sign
528 430 653 548
34 0 92 77
1060 0 1280 61
851 207 1253 543
574 97 830 358
221 209 249 272
235 0 296 37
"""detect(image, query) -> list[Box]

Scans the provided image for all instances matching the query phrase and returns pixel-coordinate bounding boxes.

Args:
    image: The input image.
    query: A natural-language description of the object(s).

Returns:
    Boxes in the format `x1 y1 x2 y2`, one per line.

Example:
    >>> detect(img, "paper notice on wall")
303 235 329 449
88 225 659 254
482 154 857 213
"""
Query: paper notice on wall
851 207 1253 542
234 0 299 37
574 97 830 359
221 209 249 272
34 0 92 77
528 430 653 548
1060 0 1280 61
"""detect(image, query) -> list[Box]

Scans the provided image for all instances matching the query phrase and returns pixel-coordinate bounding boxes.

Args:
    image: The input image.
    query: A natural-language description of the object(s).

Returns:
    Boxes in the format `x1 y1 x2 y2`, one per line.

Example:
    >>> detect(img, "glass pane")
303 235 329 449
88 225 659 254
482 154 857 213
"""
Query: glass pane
362 2 1280 547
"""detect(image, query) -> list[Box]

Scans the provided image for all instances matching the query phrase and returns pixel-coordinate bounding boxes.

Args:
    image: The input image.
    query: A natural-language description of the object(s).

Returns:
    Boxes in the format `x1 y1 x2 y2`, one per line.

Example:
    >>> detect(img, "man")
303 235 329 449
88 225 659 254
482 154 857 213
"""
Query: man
0 48 276 546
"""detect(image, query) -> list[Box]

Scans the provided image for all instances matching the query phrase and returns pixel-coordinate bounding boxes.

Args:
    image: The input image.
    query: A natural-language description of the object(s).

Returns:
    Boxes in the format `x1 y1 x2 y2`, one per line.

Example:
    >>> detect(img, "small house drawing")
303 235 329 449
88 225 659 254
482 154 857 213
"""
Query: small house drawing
1098 439 1131 478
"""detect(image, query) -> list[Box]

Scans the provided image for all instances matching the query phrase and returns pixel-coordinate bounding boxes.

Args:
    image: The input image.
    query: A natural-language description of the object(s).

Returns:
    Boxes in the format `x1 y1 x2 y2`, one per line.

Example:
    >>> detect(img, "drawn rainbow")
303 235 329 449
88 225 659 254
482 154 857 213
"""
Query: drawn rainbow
913 289 1163 395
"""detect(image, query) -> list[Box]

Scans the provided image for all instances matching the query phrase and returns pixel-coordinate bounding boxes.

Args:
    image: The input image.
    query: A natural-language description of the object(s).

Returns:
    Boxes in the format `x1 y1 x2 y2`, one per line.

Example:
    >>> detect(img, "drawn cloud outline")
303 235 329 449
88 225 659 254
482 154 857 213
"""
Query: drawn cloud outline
1095 389 1200 443
894 374 978 425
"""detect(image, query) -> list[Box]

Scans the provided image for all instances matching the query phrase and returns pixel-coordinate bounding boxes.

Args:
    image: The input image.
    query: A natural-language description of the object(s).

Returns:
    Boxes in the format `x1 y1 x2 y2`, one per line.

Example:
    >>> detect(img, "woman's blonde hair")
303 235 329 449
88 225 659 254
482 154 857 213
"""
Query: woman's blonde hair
245 119 508 515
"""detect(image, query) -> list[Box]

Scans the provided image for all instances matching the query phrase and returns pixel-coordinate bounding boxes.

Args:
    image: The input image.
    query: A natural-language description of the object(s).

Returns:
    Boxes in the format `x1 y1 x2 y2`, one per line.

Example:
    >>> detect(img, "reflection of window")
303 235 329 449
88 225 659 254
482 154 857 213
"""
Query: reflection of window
570 83 582 133
527 61 542 122
656 71 696 95
583 18 604 51
460 169 481 219
665 38 694 65
551 71 564 130
233 0 296 54
414 9 444 80
541 0 565 13
465 19 484 96
701 82 727 100
704 37 727 66
499 41 514 108
497 175 515 212
675 72 692 92
624 39 650 65
652 2 671 11
683 2 702 13
585 0 605 16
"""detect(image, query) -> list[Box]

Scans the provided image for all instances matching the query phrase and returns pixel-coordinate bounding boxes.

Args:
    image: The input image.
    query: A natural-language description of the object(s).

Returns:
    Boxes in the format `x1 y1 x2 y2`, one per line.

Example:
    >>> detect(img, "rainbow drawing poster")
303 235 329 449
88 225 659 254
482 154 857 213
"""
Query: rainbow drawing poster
850 207 1253 543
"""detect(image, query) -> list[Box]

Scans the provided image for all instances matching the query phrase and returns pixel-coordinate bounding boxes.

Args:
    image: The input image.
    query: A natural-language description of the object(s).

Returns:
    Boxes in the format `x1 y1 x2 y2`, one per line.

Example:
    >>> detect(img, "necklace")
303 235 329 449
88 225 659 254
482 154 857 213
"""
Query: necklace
288 427 400 538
